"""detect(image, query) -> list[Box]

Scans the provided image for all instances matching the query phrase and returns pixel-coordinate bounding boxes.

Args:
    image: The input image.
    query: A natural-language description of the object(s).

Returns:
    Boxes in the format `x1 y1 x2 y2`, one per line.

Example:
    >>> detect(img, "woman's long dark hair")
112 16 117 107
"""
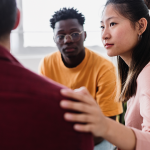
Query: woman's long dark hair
105 0 150 102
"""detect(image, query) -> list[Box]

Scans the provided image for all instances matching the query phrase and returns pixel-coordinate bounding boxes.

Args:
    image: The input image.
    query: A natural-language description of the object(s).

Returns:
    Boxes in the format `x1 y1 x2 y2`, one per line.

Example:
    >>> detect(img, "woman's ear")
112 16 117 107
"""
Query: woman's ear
137 18 147 35
13 8 20 30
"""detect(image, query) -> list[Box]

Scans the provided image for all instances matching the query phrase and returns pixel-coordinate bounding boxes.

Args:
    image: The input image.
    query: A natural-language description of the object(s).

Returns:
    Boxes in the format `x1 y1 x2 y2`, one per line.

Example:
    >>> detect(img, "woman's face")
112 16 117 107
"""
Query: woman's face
101 4 139 62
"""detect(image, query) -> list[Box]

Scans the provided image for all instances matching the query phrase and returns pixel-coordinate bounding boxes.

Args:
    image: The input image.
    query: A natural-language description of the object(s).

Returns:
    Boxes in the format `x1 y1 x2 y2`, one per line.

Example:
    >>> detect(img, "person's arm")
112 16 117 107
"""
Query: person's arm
94 116 116 145
60 65 150 150
60 87 136 150
128 93 150 150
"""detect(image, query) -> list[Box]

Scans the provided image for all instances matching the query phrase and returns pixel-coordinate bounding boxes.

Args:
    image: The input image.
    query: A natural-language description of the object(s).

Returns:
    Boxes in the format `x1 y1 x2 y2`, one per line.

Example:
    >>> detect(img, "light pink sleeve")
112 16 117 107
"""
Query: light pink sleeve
140 94 150 132
131 66 150 150
131 94 150 150
131 127 150 150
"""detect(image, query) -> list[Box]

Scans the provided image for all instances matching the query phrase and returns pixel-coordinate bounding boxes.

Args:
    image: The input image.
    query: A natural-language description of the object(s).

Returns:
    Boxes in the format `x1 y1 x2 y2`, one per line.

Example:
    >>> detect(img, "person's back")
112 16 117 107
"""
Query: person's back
0 0 93 149
0 46 93 149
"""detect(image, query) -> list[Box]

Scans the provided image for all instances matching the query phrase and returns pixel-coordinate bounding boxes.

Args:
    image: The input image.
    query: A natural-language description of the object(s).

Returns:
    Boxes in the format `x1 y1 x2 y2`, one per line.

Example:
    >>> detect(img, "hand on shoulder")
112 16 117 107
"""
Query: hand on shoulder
60 87 109 137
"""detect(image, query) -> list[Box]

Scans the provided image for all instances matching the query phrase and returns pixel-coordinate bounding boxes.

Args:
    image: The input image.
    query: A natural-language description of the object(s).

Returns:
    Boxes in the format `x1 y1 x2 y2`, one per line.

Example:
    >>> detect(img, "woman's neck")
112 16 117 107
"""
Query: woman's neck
120 51 132 67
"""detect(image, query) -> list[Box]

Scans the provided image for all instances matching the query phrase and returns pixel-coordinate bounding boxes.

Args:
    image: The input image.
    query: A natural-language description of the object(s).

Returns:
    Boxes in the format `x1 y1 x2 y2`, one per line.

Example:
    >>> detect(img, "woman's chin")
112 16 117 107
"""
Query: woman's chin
106 52 116 57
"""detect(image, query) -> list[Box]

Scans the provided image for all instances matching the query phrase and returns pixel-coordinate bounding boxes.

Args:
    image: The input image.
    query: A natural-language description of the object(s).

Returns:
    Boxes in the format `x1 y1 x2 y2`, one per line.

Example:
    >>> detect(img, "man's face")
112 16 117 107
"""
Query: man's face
54 19 86 58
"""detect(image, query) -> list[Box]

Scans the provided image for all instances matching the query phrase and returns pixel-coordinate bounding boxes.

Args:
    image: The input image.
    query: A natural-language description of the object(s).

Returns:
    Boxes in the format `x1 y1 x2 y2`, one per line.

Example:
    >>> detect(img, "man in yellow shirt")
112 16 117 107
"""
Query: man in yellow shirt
39 7 122 150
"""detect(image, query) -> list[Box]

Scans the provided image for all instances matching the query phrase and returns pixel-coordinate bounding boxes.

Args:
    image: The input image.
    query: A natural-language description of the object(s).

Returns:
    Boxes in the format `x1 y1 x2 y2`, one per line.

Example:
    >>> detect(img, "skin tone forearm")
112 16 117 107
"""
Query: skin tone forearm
104 117 136 150
60 87 136 150
94 116 116 145
95 118 136 150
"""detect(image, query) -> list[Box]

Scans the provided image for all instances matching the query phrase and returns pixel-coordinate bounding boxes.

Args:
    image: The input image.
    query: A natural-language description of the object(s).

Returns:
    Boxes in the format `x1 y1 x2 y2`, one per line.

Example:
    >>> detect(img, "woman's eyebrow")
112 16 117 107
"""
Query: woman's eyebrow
101 16 118 23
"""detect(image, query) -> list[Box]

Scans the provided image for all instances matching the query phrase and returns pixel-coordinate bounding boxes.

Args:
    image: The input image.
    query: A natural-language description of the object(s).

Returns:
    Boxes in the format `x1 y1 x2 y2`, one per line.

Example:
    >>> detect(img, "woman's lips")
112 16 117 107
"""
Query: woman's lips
105 44 114 49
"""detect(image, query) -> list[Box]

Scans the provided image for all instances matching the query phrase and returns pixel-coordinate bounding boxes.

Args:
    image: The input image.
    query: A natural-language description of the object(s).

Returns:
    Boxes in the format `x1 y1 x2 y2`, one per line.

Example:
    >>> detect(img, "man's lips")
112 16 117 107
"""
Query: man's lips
64 47 76 52
105 43 114 48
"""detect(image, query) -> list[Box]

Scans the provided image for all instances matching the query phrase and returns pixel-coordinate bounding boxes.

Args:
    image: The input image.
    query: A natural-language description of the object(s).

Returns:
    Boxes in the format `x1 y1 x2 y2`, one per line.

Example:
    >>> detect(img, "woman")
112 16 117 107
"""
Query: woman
60 0 150 150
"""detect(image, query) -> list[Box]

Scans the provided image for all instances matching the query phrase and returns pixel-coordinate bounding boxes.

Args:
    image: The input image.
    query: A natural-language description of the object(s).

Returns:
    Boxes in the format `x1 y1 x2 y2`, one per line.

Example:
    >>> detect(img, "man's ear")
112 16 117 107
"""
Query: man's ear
53 36 55 43
84 31 87 41
137 18 147 35
13 8 20 30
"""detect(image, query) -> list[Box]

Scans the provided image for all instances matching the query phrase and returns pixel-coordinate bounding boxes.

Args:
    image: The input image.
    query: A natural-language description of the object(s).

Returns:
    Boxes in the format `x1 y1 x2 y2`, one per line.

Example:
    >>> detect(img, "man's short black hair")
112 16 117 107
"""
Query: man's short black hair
50 7 85 29
0 0 17 37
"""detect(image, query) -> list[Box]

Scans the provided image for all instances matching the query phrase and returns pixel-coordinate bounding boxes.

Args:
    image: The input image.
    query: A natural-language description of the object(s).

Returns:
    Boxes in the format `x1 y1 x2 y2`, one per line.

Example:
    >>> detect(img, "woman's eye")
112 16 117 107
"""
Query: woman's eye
110 22 116 27
100 26 104 29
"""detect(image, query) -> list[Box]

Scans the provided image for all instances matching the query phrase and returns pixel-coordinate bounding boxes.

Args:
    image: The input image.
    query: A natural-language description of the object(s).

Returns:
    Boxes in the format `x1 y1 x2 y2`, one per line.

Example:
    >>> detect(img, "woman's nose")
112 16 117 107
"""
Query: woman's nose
101 28 111 40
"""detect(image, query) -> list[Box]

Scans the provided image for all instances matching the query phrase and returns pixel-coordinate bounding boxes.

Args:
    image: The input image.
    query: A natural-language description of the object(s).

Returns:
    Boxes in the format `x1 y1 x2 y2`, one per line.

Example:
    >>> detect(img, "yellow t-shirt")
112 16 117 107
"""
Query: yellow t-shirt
39 47 123 117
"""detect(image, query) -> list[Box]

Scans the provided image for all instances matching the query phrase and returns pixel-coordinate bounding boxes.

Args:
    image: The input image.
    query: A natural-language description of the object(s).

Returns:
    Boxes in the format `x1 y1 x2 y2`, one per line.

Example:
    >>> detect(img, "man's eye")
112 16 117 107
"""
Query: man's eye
110 22 116 27
71 33 79 37
57 35 64 39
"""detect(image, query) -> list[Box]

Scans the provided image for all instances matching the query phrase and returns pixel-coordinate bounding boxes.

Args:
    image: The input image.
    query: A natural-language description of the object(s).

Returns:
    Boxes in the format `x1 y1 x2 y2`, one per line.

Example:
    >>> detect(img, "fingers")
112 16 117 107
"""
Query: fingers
60 100 92 114
64 112 94 123
73 124 93 133
63 112 94 133
74 87 90 96
60 88 94 105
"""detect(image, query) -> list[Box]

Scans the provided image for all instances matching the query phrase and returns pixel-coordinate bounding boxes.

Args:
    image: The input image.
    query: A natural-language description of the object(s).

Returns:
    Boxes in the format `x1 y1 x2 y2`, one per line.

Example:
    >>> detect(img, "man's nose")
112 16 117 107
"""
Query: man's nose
64 35 73 43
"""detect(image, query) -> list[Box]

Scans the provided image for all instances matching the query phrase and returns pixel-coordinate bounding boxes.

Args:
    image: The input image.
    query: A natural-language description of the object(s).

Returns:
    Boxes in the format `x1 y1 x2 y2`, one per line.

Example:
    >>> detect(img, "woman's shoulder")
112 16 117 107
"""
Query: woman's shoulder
137 62 150 90
138 62 150 79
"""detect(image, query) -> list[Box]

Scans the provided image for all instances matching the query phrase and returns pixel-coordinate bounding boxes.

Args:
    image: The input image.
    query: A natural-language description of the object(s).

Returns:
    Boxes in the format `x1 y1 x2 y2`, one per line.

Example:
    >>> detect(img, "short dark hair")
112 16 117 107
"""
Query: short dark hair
50 7 85 29
104 0 150 102
0 0 17 37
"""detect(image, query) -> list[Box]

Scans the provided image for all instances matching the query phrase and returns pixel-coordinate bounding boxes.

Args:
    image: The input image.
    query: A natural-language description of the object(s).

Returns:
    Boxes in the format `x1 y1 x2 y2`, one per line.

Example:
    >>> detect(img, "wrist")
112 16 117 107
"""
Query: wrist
100 117 110 138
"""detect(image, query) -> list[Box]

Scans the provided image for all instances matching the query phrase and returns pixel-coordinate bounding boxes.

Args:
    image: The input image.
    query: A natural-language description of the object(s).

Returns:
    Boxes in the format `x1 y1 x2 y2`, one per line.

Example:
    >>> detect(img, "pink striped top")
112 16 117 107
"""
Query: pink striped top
125 62 150 150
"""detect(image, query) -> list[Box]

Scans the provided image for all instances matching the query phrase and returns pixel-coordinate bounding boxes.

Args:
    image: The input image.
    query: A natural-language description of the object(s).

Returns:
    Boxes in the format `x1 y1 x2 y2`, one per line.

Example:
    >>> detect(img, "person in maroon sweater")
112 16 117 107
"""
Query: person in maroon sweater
0 0 93 149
